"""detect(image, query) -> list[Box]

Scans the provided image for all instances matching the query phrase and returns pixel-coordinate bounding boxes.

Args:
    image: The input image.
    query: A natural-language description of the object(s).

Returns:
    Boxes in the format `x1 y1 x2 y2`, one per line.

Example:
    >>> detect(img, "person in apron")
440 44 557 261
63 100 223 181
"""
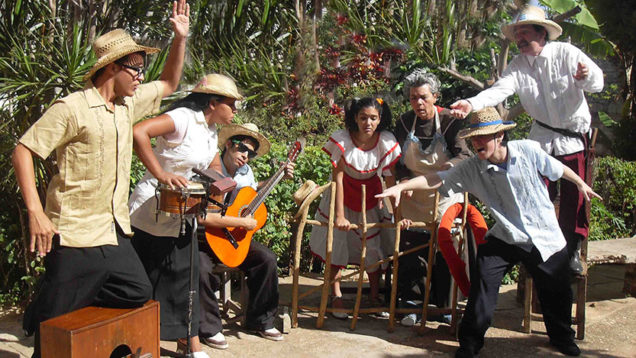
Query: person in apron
393 69 472 325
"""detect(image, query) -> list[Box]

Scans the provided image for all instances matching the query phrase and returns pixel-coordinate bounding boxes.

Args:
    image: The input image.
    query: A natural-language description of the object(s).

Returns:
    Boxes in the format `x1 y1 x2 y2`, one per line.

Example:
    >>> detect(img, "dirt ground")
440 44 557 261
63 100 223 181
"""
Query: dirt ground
1 264 634 358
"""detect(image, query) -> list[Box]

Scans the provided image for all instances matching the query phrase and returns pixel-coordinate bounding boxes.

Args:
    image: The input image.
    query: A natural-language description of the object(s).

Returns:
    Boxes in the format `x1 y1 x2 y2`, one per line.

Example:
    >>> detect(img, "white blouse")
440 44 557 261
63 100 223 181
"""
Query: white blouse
323 129 401 180
129 107 218 238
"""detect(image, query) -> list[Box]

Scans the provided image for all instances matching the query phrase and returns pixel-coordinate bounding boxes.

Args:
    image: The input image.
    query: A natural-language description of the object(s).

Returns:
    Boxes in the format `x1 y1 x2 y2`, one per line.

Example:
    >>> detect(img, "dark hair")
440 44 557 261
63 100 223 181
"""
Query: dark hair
531 24 549 42
343 97 392 133
166 92 225 113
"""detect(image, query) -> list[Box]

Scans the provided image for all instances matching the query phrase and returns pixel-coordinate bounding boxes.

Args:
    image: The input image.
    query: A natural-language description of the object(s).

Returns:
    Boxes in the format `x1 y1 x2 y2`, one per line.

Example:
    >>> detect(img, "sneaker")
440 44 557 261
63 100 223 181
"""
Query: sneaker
201 332 229 350
257 327 284 341
401 313 418 327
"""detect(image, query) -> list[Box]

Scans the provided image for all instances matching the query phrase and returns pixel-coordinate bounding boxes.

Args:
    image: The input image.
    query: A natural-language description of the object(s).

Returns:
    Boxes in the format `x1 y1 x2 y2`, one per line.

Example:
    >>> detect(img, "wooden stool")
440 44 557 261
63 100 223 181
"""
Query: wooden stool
213 263 248 325
40 300 159 358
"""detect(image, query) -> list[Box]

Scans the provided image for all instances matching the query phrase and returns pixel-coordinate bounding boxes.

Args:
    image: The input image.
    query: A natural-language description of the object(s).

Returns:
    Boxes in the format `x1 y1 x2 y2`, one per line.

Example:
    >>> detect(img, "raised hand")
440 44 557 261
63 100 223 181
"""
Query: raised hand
450 100 473 119
170 0 190 39
573 62 588 81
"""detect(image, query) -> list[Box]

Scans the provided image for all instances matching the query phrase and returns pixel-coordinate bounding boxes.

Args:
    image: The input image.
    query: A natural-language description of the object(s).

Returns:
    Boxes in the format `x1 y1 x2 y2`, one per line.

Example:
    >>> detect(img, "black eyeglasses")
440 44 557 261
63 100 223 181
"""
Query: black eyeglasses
117 62 145 78
232 139 258 159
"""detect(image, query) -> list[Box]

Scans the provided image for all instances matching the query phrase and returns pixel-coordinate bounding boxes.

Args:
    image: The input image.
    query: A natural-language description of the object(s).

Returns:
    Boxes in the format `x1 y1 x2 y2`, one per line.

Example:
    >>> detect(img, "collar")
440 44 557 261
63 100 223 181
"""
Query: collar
524 41 553 67
221 158 250 179
478 144 516 174
83 81 124 110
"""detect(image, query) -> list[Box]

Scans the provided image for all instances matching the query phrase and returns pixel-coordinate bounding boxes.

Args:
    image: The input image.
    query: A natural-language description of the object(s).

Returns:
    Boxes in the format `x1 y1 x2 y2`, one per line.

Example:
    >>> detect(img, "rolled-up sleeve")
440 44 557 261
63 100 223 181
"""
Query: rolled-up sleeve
19 102 77 159
131 81 165 122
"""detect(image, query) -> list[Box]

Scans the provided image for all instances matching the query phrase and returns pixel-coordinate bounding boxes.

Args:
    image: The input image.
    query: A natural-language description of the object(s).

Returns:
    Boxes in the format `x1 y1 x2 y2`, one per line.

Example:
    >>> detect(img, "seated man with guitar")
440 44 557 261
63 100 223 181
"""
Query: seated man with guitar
199 123 296 349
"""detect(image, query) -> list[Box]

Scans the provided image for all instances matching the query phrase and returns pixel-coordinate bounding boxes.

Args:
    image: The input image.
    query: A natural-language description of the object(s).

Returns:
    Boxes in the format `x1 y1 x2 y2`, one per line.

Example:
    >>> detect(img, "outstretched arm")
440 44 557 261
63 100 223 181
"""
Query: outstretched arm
159 0 190 97
375 173 442 207
198 212 257 230
561 165 602 202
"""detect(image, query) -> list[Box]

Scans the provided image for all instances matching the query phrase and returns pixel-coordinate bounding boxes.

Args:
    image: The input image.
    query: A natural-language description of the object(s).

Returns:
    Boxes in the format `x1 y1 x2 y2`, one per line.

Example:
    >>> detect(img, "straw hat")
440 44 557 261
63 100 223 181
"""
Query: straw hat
293 180 318 207
458 107 517 139
218 123 271 158
83 29 159 81
501 5 562 41
191 73 244 100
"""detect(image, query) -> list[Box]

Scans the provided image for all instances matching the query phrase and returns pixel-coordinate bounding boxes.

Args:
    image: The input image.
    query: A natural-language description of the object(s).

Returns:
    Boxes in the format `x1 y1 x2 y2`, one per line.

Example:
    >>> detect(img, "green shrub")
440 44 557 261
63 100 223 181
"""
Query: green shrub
590 156 636 240
250 143 333 273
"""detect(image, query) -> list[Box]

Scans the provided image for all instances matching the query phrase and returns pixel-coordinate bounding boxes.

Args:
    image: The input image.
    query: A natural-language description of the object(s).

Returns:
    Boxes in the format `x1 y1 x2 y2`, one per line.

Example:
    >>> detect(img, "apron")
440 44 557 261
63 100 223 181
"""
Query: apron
399 110 463 223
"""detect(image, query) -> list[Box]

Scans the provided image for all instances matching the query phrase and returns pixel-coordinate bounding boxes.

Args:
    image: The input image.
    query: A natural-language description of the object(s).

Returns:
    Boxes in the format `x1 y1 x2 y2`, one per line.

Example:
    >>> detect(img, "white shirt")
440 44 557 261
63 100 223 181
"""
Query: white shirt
438 140 566 262
468 42 604 156
129 107 218 238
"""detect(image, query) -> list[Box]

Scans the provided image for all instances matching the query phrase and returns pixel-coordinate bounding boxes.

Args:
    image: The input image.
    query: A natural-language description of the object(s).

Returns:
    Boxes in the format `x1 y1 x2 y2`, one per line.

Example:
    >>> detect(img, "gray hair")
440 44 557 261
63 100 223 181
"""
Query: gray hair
403 69 441 98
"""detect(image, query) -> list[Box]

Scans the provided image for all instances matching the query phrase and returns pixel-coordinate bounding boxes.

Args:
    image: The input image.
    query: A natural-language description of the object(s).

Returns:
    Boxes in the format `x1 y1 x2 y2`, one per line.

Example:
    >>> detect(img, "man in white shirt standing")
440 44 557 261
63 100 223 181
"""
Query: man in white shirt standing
450 5 603 274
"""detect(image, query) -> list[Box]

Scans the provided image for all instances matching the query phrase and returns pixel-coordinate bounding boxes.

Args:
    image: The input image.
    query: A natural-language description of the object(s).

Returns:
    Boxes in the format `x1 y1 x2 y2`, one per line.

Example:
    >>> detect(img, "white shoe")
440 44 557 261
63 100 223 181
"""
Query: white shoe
201 332 229 350
401 313 417 327
257 327 284 341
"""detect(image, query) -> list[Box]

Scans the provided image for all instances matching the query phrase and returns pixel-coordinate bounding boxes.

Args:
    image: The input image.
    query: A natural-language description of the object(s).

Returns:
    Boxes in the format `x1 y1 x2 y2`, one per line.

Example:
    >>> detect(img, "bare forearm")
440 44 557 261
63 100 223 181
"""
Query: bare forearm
199 213 252 228
12 144 44 213
561 165 585 187
133 132 164 179
159 36 187 97
398 173 442 192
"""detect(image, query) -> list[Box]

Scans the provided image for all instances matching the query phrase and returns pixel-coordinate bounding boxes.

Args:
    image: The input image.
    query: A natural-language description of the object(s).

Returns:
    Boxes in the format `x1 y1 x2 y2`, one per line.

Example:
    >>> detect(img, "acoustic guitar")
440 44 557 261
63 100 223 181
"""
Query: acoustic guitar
205 141 303 267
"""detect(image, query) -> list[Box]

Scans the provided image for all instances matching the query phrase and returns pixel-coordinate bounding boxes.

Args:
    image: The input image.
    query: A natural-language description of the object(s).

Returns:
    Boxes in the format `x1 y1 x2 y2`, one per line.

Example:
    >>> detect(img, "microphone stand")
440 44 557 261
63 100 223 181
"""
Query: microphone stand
184 172 234 357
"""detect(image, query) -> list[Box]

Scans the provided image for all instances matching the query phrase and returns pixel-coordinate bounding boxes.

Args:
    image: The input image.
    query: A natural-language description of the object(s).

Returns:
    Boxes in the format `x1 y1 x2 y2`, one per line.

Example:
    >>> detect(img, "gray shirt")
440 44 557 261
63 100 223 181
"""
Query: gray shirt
438 140 565 261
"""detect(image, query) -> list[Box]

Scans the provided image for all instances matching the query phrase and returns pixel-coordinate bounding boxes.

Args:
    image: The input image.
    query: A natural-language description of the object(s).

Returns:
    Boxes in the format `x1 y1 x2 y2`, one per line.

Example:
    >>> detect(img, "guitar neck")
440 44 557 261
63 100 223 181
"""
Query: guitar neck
244 162 287 216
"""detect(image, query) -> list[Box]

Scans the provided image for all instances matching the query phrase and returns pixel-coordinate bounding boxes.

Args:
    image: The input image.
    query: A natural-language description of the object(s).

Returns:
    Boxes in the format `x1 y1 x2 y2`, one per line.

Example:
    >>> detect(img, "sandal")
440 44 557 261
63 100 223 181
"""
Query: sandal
330 295 348 320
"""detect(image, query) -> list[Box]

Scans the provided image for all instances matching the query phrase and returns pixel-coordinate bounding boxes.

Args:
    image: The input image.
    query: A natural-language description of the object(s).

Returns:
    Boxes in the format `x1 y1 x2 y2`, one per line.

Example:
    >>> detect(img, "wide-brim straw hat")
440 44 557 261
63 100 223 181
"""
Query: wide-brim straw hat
458 107 517 139
501 5 562 41
83 29 160 81
191 73 244 100
293 180 318 207
218 123 270 158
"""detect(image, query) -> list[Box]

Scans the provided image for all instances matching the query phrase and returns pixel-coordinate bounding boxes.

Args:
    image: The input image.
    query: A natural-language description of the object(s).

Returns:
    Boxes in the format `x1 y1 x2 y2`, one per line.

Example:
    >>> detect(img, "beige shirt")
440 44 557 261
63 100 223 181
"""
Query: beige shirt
19 81 164 247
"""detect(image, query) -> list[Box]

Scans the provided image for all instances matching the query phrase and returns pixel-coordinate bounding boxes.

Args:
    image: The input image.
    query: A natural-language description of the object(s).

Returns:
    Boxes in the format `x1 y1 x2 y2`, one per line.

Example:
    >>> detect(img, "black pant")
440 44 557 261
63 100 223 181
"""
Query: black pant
131 224 200 340
458 237 574 354
24 226 152 358
199 240 279 336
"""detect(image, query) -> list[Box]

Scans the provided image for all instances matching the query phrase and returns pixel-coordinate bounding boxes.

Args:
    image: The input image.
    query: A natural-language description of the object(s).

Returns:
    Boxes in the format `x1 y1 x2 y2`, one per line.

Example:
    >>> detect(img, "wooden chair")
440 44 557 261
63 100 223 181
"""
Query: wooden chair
522 250 587 340
212 263 248 326
521 129 599 340
290 181 456 333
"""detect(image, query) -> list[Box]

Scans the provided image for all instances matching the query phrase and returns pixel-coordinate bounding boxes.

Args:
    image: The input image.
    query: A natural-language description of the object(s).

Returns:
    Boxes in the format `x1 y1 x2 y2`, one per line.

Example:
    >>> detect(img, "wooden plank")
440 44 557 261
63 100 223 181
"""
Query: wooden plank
587 237 636 265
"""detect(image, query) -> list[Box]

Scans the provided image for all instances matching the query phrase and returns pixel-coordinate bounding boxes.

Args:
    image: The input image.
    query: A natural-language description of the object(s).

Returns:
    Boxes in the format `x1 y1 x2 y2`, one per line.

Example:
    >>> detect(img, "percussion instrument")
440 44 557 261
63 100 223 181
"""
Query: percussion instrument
156 180 221 217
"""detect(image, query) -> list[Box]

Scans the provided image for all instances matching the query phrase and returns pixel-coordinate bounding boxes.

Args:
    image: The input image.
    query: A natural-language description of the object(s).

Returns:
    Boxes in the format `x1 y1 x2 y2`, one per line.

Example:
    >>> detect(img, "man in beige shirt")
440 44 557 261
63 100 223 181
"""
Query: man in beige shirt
12 2 190 356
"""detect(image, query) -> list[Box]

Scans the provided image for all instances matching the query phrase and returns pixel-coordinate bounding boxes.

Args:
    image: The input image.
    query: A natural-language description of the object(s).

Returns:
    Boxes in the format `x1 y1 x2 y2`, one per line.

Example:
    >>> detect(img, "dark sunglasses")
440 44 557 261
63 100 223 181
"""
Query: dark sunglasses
116 62 145 78
232 139 257 159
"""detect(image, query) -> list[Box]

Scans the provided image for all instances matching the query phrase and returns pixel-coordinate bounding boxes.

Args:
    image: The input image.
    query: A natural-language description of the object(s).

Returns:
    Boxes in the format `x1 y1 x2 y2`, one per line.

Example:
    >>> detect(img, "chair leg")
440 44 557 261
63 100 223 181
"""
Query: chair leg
523 276 533 333
576 275 586 340
418 230 437 334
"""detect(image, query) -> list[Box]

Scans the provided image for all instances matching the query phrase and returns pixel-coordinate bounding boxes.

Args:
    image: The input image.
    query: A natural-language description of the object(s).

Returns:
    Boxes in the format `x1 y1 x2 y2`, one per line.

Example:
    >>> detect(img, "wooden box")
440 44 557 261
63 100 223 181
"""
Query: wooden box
40 300 159 358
